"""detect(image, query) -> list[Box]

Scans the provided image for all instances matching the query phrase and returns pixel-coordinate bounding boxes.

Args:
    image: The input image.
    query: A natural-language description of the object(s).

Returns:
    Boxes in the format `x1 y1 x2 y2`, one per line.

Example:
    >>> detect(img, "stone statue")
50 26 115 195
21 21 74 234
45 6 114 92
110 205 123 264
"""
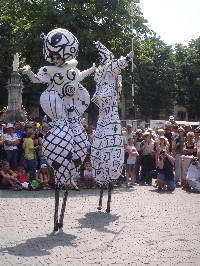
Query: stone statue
13 53 20 71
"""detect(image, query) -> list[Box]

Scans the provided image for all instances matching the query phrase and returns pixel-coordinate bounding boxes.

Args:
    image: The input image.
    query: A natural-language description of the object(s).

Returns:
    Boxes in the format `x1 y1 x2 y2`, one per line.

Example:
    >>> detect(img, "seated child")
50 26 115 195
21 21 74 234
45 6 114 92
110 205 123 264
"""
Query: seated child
0 161 19 190
35 164 51 189
69 171 81 191
84 162 95 189
15 162 33 190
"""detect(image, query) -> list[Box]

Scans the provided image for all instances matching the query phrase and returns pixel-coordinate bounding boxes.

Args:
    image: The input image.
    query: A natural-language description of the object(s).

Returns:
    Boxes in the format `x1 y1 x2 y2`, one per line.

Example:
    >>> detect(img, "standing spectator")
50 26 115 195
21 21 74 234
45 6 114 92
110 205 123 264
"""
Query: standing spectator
13 121 24 163
181 132 196 189
133 129 143 182
183 124 192 137
126 138 138 186
140 131 155 185
4 123 20 171
168 116 178 127
123 124 134 174
23 130 39 182
87 124 95 137
155 136 170 165
38 123 50 167
171 125 179 157
194 128 200 152
20 122 25 132
0 125 5 163
0 120 4 134
164 123 173 152
173 128 187 186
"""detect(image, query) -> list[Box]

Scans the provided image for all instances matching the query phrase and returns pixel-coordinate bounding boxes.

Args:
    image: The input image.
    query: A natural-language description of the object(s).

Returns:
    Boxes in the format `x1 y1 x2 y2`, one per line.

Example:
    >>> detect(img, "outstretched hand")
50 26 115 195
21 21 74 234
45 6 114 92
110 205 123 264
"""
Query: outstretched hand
19 65 31 74
128 51 134 59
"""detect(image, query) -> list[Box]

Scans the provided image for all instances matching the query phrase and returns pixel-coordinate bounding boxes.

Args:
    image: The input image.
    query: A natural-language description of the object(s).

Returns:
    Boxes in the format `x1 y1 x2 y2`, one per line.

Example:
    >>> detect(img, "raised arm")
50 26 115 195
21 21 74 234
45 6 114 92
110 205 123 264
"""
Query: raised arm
78 63 96 82
19 65 52 84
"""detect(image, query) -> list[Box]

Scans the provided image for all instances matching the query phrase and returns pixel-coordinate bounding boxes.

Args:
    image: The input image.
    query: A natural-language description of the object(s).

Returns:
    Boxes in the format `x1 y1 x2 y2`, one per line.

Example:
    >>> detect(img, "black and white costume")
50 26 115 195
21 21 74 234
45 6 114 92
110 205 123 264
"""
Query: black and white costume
21 28 95 230
90 41 133 212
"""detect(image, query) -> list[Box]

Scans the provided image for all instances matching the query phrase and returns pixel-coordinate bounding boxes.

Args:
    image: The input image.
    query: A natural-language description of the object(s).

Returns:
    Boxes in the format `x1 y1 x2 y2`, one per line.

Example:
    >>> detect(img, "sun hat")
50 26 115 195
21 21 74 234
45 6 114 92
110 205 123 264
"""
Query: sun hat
143 131 150 136
6 123 13 128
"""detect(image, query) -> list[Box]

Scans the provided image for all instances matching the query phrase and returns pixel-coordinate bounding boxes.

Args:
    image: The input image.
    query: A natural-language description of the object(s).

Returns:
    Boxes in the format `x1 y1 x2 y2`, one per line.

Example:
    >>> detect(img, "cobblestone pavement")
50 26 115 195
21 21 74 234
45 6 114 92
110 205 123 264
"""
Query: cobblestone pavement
0 183 200 266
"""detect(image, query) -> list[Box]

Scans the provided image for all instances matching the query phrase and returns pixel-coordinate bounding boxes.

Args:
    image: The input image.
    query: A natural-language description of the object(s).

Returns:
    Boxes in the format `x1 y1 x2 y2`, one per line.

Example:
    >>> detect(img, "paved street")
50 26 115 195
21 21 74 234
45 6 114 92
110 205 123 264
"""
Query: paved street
0 183 200 266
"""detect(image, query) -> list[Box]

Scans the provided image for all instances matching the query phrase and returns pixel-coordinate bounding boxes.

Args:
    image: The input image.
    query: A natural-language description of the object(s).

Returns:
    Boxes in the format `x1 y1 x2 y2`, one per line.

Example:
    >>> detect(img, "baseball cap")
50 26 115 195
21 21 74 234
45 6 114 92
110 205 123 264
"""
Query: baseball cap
40 164 47 169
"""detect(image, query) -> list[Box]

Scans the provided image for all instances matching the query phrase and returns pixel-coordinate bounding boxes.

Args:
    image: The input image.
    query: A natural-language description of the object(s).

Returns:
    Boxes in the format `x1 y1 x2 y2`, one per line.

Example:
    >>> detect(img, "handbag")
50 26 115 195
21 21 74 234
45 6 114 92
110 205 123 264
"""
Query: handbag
150 150 156 159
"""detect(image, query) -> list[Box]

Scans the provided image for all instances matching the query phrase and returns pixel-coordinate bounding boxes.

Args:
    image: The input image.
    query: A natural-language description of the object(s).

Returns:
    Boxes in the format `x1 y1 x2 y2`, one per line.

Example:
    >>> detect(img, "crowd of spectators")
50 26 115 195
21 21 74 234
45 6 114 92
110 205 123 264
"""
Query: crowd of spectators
1 118 200 193
0 120 53 191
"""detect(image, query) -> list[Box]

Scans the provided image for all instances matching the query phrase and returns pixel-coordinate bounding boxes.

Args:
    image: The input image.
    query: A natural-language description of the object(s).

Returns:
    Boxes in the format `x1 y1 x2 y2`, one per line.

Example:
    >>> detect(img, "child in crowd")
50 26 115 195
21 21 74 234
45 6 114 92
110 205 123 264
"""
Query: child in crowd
84 162 95 189
23 130 39 182
69 171 81 191
15 162 33 190
126 138 138 186
0 161 19 190
35 164 51 189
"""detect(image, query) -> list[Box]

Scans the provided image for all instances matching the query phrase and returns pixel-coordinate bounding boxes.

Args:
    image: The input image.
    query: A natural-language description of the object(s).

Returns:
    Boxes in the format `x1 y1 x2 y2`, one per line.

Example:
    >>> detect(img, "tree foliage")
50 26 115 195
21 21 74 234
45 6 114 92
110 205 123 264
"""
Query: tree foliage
174 37 200 119
1 0 200 120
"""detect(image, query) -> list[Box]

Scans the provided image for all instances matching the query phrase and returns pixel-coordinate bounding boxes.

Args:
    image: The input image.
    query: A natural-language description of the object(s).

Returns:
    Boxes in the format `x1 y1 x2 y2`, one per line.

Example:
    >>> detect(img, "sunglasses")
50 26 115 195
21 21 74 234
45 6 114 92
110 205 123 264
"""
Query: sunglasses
52 56 61 60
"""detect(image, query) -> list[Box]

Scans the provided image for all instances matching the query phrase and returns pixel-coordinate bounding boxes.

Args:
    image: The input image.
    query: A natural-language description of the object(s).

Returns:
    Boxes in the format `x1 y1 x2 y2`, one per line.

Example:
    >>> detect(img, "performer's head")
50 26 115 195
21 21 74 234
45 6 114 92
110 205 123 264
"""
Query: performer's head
41 28 79 63
50 52 65 67
93 41 114 65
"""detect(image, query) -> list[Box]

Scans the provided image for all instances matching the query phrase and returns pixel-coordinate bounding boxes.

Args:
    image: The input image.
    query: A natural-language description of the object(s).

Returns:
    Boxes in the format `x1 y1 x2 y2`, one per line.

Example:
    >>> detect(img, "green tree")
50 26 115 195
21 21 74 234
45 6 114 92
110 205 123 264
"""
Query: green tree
0 21 13 108
174 37 200 120
1 0 150 118
133 36 176 119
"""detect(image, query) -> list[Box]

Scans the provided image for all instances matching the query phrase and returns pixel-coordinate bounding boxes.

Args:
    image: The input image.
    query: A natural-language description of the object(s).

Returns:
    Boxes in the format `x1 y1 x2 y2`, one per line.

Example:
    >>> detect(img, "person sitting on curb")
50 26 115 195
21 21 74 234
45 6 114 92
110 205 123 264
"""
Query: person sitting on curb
84 162 95 189
0 161 19 190
35 164 51 190
15 162 34 190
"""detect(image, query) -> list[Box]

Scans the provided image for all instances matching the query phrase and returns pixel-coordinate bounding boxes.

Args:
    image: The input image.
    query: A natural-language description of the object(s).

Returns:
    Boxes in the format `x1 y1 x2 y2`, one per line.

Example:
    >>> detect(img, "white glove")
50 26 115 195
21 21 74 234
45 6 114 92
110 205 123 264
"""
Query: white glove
19 65 31 74
128 51 134 59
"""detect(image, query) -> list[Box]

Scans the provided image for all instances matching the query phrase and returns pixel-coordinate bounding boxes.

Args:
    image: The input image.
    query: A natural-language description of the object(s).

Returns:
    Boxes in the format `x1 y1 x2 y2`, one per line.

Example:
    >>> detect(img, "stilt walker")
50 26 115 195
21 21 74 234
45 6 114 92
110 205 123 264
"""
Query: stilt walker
90 41 134 213
20 28 96 231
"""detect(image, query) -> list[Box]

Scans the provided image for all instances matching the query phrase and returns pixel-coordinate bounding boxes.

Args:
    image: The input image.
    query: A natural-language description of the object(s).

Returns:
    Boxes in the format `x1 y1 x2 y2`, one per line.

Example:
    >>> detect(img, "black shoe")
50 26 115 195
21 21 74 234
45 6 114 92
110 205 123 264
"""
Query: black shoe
35 184 43 191
28 183 33 191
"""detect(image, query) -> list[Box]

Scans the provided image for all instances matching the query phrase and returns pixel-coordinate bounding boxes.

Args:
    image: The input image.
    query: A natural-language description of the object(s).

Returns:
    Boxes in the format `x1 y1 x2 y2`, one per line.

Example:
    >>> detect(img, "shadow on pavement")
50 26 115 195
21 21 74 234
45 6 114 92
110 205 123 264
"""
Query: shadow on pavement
0 230 77 257
76 211 120 234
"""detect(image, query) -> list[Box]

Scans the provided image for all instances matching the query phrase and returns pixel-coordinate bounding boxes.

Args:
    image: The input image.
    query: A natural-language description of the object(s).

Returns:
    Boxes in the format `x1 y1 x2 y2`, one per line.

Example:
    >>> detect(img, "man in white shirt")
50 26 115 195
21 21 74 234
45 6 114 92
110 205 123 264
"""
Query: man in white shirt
4 123 20 171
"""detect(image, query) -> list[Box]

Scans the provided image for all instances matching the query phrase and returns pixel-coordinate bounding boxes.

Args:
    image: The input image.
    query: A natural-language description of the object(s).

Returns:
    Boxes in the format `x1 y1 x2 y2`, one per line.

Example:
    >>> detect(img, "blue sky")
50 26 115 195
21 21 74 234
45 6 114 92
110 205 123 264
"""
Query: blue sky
138 0 200 46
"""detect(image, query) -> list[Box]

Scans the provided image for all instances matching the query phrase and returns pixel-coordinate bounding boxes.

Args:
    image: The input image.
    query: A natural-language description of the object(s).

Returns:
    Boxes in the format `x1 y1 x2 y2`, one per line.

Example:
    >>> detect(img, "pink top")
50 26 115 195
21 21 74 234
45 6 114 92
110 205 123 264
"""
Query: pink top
127 145 137 164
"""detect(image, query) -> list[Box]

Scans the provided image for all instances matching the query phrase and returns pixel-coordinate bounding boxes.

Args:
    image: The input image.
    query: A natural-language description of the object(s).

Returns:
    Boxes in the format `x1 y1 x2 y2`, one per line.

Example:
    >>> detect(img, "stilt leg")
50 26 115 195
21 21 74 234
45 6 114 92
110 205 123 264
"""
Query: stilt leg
106 182 113 213
54 186 60 231
97 186 104 210
59 187 68 228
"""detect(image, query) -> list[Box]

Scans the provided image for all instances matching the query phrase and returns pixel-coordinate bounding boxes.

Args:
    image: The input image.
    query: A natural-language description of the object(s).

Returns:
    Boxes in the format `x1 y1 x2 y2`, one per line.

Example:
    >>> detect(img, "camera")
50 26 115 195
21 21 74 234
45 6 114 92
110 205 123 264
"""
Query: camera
159 150 165 160
192 157 199 165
